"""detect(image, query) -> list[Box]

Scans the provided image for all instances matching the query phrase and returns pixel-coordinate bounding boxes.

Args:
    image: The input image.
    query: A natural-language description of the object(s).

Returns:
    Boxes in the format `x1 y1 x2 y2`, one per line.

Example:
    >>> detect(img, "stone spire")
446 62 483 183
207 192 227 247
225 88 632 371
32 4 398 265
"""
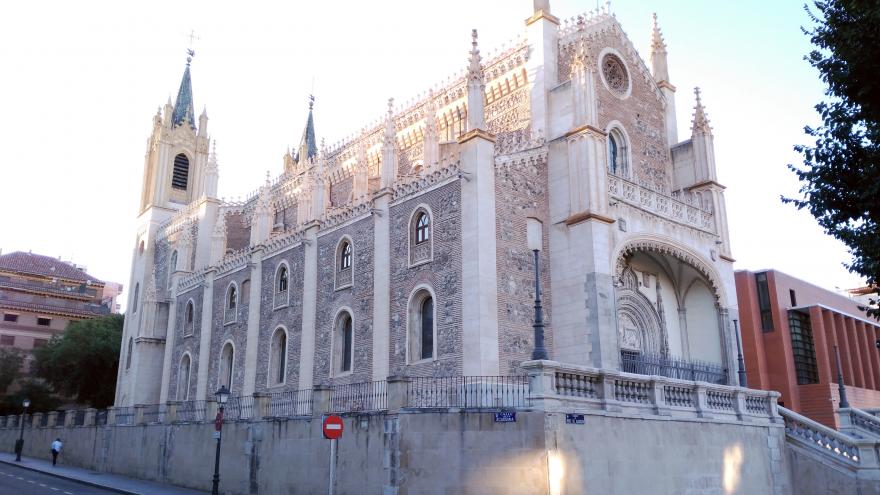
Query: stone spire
296 95 318 165
353 132 369 198
570 35 597 126
198 106 209 137
423 90 440 171
649 13 669 83
210 212 227 265
381 98 398 188
171 50 196 129
250 173 273 246
205 141 219 199
466 30 486 131
691 87 712 136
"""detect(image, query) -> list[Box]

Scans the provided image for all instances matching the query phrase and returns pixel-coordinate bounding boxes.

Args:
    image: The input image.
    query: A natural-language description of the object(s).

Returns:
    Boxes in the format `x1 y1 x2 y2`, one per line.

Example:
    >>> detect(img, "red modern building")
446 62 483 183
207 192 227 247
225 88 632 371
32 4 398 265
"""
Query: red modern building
735 269 880 428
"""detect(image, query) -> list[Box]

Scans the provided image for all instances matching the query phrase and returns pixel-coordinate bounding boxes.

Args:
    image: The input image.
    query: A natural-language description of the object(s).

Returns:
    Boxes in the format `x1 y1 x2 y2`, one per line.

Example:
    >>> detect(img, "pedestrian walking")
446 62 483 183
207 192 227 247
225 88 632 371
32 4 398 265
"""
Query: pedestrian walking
51 438 62 466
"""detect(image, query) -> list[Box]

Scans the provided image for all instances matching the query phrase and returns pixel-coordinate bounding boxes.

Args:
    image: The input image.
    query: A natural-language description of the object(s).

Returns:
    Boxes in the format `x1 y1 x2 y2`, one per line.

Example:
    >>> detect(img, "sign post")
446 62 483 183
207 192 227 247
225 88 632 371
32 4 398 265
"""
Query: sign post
323 415 344 495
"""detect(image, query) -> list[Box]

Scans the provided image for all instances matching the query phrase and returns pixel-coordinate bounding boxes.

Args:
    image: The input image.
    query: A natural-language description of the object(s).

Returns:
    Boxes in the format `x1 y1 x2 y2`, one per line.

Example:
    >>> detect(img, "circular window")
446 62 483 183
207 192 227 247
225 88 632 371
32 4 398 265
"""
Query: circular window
601 53 630 98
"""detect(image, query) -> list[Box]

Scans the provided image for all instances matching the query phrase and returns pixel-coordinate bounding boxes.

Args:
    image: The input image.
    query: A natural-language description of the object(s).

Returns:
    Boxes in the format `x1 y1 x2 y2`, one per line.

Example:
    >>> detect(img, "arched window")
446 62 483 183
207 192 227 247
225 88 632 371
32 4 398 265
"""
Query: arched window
335 239 353 289
126 337 134 370
168 250 178 286
408 289 436 362
269 327 287 386
224 284 238 323
220 342 234 390
340 242 352 270
274 264 290 308
172 153 190 190
278 266 288 293
178 354 191 400
334 312 353 375
409 207 433 265
184 300 195 335
607 128 629 176
132 283 140 314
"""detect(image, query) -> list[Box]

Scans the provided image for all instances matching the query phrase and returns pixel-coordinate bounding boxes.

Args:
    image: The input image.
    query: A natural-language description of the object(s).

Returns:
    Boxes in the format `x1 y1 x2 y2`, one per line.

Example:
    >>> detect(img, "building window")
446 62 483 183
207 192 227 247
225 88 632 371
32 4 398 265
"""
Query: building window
184 300 195 335
607 128 629 176
600 53 630 97
3 314 18 323
225 284 237 323
178 354 191 401
335 239 353 289
789 289 797 307
408 289 435 362
788 311 819 385
409 208 433 265
126 337 133 370
0 335 14 346
275 264 289 308
32 338 47 348
334 312 353 375
172 153 189 190
219 342 234 390
269 327 287 386
169 250 178 284
755 272 773 331
132 283 140 314
37 317 51 327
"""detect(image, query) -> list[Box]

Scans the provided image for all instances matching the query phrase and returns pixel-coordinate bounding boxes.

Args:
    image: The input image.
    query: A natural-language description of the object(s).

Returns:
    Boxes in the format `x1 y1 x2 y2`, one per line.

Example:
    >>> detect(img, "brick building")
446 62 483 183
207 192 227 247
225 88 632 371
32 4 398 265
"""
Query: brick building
735 269 880 428
0 251 120 391
117 3 741 407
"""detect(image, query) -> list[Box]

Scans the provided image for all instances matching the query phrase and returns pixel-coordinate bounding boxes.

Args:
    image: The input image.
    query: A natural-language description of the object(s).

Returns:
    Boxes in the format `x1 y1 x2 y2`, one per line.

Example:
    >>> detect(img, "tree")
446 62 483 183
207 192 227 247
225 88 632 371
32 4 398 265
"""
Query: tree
784 0 880 319
0 380 61 416
0 347 24 393
32 314 124 408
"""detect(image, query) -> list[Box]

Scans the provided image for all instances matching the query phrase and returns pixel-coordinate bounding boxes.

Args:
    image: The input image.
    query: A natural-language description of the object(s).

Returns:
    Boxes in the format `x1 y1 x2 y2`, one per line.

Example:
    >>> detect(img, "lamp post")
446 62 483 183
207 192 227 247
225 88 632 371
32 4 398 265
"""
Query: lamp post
14 398 30 462
211 385 230 495
732 320 747 388
527 218 548 360
834 345 850 409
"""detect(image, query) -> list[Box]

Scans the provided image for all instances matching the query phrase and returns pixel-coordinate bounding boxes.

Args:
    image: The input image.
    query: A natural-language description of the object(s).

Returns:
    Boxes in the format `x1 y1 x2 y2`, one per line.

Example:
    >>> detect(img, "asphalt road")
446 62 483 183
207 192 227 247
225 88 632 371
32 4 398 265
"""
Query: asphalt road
0 462 119 495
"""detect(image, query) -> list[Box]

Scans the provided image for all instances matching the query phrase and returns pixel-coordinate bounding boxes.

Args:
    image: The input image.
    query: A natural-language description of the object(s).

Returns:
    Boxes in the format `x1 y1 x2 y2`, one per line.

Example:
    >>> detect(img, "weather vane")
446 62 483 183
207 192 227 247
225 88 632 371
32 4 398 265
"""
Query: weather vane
185 29 200 63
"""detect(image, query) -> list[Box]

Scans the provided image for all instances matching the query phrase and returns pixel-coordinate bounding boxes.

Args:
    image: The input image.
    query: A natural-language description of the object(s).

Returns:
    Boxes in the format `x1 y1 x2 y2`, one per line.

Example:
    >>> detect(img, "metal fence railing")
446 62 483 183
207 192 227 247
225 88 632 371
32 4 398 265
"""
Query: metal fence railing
142 404 165 424
96 410 108 426
406 376 530 409
176 400 206 422
330 381 387 412
39 414 49 427
224 396 254 421
620 352 727 385
115 406 135 426
73 409 86 426
268 389 313 417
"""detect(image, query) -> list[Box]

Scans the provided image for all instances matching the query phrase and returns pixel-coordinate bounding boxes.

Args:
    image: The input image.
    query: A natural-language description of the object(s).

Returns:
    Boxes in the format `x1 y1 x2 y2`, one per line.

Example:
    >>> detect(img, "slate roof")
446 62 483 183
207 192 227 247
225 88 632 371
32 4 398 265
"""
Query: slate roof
0 251 104 285
295 97 317 164
171 60 196 129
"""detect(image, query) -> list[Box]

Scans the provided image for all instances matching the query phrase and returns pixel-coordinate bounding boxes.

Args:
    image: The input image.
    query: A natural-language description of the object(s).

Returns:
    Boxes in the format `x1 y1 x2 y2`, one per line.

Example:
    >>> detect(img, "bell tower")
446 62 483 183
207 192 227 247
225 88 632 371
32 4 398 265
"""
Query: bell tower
116 50 213 406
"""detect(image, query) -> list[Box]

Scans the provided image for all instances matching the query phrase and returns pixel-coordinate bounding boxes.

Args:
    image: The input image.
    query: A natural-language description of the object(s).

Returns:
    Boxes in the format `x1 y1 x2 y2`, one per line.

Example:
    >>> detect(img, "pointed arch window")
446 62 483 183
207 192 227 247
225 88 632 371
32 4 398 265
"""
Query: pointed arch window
335 239 353 289
219 342 234 390
184 300 195 335
172 154 190 190
224 284 238 324
334 312 353 375
269 327 288 386
409 207 433 265
607 128 629 177
415 213 430 244
168 250 178 286
274 263 290 308
408 289 436 362
178 354 192 400
125 337 134 370
341 242 352 270
132 283 140 314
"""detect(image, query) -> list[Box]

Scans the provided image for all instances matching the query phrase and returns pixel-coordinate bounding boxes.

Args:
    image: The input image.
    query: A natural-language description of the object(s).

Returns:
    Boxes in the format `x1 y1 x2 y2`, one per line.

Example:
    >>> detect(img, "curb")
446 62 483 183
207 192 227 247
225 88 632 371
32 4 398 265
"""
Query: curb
0 458 140 495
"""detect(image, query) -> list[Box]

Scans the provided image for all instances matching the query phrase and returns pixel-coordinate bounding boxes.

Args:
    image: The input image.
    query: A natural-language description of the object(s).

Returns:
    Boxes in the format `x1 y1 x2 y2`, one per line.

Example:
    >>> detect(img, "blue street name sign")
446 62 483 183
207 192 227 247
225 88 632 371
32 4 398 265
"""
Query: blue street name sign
565 413 585 425
494 411 516 423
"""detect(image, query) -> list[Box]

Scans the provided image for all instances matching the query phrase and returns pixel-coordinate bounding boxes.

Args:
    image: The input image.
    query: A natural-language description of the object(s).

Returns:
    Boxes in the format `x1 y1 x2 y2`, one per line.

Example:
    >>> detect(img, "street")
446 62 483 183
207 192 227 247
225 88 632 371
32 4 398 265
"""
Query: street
0 463 119 495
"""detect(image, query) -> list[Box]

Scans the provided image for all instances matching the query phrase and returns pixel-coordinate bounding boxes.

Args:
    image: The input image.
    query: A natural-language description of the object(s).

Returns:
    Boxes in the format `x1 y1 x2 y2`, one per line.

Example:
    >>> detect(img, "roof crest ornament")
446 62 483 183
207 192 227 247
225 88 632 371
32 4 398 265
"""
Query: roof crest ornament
692 87 712 135
467 29 483 84
651 13 667 53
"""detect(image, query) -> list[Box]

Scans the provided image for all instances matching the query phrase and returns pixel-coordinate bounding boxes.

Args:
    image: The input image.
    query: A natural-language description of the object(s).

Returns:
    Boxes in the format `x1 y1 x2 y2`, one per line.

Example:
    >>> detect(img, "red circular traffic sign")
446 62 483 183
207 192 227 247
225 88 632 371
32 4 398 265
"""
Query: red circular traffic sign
322 415 344 440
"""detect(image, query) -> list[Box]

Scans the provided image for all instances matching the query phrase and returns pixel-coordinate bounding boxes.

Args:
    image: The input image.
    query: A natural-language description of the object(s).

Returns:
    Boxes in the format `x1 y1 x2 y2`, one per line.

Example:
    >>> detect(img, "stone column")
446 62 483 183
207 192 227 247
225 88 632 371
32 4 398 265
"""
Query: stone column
600 372 621 413
650 379 670 417
196 269 216 400
159 271 180 403
299 223 320 390
46 412 58 428
206 399 218 423
252 392 271 420
107 407 117 426
134 405 146 425
312 385 333 418
695 385 713 419
372 190 392 381
242 247 264 396
32 413 43 428
165 401 181 424
84 408 97 427
386 376 411 413
63 411 75 428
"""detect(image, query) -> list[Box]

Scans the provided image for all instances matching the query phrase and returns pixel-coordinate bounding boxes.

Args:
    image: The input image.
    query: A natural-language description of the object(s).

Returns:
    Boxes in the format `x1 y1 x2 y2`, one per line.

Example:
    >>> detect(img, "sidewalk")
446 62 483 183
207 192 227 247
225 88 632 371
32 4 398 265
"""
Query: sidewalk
0 452 207 494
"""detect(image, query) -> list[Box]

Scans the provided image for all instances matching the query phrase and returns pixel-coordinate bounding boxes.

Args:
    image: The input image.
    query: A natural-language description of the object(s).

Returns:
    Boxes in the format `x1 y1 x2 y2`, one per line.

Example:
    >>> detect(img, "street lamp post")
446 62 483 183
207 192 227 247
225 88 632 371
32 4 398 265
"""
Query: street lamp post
14 398 31 462
527 218 548 361
211 385 230 495
732 320 747 388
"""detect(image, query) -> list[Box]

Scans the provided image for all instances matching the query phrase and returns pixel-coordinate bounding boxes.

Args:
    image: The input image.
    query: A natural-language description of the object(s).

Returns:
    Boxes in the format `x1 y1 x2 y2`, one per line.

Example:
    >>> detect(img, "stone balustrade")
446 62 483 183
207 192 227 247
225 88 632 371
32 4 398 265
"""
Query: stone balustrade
839 407 880 439
521 359 779 423
608 175 715 233
779 406 880 477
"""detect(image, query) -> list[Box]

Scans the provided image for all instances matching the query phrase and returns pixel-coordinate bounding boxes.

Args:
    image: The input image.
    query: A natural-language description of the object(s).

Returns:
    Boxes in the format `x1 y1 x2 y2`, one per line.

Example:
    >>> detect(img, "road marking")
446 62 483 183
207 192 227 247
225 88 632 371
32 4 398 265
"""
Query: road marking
27 479 35 483
64 492 73 494
50 488 59 491
39 483 47 487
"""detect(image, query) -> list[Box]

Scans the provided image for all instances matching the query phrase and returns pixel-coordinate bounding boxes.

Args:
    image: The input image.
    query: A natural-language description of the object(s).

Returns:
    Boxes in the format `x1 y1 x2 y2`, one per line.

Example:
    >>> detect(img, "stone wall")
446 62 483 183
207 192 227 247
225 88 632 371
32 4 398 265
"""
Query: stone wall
168 287 203 400
0 409 803 494
209 267 252 396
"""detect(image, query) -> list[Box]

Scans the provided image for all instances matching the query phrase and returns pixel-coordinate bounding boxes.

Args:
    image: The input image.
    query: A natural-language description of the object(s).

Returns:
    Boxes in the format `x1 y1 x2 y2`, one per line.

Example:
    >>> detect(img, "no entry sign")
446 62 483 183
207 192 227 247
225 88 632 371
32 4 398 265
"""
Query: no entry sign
323 415 344 440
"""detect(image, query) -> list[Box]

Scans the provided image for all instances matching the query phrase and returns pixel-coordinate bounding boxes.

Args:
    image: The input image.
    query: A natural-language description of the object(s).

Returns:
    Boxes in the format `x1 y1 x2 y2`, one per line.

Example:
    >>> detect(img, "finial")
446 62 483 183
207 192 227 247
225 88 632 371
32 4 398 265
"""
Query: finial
308 94 315 111
651 13 667 52
265 170 271 185
694 86 702 104
468 29 483 83
692 87 712 134
387 97 394 115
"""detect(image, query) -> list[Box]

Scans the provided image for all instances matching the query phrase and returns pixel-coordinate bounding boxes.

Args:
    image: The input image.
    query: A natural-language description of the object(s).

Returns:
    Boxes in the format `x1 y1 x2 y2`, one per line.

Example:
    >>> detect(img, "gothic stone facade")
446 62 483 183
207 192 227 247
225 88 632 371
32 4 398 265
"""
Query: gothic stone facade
116 4 738 406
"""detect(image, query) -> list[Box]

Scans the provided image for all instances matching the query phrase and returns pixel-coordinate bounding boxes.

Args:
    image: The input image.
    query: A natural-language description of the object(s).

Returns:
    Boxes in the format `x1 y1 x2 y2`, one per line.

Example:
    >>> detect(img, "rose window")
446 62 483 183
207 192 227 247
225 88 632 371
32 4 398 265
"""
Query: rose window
601 54 629 96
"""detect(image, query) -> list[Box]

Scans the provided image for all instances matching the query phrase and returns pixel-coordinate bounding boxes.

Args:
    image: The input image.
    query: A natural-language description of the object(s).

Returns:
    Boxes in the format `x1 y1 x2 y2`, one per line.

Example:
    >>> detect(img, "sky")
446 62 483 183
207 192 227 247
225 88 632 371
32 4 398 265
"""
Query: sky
0 0 864 310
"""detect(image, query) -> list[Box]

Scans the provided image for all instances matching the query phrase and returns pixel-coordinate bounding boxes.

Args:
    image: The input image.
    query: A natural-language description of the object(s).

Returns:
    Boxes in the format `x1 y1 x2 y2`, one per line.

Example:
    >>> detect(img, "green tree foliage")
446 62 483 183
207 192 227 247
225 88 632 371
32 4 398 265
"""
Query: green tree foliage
784 1 880 319
33 314 124 408
0 380 60 416
0 347 24 393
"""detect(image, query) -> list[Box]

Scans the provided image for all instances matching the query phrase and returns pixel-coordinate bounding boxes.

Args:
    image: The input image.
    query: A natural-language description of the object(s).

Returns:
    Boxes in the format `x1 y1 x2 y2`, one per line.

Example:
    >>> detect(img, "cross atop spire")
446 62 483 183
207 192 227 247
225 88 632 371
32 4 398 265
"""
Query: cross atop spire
692 87 712 135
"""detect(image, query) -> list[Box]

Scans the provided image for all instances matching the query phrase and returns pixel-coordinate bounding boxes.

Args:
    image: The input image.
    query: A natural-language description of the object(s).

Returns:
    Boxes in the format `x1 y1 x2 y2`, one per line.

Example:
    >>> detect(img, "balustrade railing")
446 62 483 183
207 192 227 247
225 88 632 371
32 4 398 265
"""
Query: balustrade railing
620 352 727 385
224 396 254 421
780 406 860 465
840 407 880 438
176 400 206 422
268 389 313 417
330 381 387 412
406 376 529 409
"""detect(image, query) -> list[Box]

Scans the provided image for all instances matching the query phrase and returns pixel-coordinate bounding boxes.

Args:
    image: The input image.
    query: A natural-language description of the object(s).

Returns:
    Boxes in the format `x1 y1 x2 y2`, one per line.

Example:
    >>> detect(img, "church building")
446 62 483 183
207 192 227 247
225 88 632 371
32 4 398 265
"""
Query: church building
115 1 737 407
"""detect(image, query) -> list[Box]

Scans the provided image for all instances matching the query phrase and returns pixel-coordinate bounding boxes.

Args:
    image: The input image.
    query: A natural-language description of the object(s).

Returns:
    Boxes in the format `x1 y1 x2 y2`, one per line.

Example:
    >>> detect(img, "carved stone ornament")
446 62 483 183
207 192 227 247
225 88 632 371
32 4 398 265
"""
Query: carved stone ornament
601 53 629 96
